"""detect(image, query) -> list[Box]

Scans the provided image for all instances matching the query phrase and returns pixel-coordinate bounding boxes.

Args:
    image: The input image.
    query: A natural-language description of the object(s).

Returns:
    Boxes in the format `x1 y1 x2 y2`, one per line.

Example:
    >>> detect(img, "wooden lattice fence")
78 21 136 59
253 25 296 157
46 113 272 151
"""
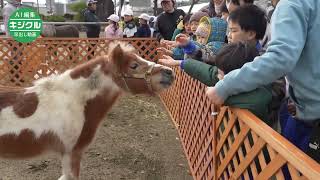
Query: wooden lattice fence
0 38 158 86
159 67 320 180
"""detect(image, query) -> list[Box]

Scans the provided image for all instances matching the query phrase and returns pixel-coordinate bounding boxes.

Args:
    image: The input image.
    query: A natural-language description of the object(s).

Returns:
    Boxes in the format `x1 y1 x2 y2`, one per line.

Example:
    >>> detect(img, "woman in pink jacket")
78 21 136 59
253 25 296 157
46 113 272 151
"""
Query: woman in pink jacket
105 14 123 38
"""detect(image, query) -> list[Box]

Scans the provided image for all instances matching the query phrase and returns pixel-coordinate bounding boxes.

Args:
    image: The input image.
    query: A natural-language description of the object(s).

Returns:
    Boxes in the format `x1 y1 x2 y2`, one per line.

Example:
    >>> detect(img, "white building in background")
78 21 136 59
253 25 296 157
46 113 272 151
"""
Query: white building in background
19 0 70 15
15 0 271 17
54 3 68 15
45 0 55 15
114 0 210 16
21 0 51 15
177 2 209 14
115 0 153 16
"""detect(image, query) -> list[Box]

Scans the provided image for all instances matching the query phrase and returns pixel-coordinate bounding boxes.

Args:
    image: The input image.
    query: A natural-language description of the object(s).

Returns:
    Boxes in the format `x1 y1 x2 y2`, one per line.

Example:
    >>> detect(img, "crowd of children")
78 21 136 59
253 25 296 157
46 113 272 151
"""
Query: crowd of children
84 0 319 168
158 0 320 173
104 9 155 39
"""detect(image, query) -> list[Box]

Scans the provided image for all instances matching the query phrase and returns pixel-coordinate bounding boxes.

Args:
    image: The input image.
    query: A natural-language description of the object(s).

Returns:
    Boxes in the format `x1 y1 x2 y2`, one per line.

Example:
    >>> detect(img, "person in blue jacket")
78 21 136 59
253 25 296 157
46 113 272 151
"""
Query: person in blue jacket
135 13 151 38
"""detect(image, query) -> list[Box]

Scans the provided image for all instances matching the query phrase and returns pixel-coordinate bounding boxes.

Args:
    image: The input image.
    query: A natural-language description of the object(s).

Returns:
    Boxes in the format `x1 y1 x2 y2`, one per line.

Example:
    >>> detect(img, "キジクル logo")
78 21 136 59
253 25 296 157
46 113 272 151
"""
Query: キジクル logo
8 8 43 43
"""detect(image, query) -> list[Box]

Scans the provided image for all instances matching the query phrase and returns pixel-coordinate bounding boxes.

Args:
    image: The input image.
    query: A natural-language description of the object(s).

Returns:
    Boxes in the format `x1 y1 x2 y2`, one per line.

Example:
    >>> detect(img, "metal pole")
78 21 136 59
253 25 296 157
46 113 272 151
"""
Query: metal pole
36 0 40 13
49 0 53 15
153 0 157 16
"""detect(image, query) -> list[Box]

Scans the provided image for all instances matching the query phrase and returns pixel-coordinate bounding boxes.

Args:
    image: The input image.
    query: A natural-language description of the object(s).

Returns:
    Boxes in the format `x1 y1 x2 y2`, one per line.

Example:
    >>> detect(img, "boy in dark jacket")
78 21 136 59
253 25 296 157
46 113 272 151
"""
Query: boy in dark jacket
159 42 273 125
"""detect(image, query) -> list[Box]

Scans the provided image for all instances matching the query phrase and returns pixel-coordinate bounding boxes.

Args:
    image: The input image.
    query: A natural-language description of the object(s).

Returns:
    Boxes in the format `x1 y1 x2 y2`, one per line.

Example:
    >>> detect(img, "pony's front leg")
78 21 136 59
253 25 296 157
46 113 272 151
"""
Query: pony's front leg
58 151 82 180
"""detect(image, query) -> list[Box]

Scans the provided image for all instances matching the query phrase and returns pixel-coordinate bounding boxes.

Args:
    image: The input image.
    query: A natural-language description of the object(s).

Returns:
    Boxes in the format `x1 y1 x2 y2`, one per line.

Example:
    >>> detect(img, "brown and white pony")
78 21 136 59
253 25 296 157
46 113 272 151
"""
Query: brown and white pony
0 42 174 180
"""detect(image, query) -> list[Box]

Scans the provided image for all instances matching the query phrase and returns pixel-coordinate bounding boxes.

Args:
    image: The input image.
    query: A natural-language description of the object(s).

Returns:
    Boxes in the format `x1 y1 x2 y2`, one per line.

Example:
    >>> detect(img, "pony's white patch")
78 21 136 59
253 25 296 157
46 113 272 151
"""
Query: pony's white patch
0 65 119 151
135 55 158 67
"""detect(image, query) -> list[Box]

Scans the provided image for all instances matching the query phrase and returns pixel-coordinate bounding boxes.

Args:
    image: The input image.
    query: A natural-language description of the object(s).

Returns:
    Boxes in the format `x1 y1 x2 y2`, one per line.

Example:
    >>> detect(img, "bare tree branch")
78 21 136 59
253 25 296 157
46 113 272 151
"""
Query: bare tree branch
188 0 200 15
153 0 158 16
118 0 125 17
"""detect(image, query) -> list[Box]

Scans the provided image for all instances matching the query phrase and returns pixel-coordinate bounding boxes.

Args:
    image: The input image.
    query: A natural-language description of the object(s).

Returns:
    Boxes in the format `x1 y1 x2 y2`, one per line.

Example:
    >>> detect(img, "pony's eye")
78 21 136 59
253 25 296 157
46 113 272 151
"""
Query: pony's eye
130 63 139 70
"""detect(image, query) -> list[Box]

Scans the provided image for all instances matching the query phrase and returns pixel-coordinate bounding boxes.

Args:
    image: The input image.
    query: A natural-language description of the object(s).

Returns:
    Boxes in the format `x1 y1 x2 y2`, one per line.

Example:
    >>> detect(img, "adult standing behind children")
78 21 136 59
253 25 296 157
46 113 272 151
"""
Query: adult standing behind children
3 0 22 36
135 13 151 38
83 0 100 38
225 0 254 13
200 0 224 17
105 14 122 38
207 0 320 162
155 0 185 41
123 9 137 38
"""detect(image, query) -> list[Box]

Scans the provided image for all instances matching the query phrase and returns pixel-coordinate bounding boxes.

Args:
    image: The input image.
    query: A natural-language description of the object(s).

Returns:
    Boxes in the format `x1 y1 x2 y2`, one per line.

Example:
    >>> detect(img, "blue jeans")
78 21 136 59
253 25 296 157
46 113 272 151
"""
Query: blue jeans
279 103 313 180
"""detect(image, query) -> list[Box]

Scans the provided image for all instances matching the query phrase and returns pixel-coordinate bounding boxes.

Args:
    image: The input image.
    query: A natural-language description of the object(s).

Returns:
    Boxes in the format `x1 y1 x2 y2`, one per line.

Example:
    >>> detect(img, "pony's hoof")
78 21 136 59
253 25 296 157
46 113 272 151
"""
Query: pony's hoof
58 175 78 180
58 175 68 180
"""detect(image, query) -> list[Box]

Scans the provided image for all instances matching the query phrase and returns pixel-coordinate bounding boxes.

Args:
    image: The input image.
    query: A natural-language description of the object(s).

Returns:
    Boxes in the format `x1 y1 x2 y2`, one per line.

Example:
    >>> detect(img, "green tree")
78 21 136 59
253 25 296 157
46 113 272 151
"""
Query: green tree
96 0 115 21
68 1 87 21
45 15 66 22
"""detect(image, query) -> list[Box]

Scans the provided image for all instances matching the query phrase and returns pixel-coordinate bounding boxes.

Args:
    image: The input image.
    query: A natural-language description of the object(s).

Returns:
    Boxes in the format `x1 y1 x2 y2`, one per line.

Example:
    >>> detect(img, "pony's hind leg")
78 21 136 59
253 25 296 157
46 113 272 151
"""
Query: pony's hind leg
58 151 82 180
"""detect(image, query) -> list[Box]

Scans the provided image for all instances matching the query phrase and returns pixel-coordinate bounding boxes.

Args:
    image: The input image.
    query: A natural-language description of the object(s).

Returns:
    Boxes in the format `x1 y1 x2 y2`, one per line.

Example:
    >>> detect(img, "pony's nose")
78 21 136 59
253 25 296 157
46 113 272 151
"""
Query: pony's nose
161 69 173 76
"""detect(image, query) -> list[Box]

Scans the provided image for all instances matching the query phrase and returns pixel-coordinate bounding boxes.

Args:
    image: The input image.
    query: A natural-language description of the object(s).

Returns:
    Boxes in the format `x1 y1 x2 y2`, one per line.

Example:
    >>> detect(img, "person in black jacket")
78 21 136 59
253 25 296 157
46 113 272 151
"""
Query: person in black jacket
135 13 151 38
155 0 185 41
83 0 100 59
83 0 100 38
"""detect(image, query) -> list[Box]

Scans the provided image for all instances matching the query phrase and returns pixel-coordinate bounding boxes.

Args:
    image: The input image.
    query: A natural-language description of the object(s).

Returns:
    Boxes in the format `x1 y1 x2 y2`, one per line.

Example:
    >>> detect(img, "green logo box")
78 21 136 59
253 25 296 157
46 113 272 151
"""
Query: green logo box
8 8 43 43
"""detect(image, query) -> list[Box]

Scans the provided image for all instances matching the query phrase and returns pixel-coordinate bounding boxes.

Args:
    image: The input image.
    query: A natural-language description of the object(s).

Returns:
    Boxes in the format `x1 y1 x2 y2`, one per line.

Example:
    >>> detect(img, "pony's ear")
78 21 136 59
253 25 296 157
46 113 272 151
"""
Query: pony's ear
111 44 124 61
110 43 127 72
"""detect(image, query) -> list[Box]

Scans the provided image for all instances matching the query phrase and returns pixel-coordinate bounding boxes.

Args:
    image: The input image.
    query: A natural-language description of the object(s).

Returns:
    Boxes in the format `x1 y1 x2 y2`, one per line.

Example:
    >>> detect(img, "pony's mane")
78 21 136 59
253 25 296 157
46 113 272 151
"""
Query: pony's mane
107 41 136 61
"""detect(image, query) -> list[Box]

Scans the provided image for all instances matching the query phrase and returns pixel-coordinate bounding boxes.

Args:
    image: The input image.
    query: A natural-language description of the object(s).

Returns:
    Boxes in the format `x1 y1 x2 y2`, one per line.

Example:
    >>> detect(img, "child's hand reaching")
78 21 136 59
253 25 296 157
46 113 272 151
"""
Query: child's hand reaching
157 47 173 56
160 39 177 48
158 55 181 66
175 34 189 47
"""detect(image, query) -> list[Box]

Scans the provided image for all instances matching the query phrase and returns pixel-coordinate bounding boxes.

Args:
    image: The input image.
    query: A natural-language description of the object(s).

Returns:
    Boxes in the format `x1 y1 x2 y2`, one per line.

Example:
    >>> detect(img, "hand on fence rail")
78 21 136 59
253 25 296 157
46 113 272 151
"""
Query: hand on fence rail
206 86 224 106
160 39 177 48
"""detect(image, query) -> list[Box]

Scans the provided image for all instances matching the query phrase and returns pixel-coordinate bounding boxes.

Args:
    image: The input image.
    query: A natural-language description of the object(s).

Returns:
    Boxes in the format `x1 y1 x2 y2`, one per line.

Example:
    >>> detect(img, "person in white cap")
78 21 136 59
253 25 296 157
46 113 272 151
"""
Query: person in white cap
105 14 123 38
3 0 22 36
123 8 137 38
134 13 151 37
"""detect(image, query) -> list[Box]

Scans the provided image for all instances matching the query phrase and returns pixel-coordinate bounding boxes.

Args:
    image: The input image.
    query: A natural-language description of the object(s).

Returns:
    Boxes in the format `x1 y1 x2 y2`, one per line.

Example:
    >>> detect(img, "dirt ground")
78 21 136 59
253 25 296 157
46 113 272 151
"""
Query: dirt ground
0 95 192 180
